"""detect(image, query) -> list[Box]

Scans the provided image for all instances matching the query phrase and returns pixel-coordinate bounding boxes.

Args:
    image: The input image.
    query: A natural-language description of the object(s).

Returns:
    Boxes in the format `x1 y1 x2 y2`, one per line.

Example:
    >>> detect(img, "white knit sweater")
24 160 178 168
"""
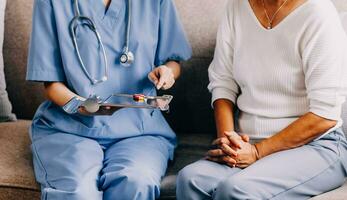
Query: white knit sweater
208 0 347 138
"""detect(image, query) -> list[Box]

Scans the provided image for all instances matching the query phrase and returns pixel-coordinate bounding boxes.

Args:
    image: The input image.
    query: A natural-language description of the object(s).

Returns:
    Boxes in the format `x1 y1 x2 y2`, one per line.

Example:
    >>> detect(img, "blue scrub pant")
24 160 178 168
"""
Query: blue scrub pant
31 133 173 200
177 129 347 200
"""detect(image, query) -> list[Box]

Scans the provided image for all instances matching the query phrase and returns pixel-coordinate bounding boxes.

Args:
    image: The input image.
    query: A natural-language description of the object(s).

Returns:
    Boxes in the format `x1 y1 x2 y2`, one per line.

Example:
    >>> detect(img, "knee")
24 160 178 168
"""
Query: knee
214 175 256 200
177 164 201 191
126 169 160 193
70 185 101 200
32 136 103 200
102 168 160 200
41 179 102 200
176 162 212 200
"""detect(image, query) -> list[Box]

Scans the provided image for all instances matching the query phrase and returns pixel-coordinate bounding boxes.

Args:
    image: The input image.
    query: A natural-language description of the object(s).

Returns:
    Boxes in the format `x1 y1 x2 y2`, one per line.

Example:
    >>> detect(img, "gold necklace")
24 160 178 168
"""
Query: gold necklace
261 0 290 29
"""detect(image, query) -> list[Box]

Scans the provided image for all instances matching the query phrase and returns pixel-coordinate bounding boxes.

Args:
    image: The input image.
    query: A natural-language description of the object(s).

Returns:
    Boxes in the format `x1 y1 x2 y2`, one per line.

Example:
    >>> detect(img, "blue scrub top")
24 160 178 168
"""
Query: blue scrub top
26 0 192 143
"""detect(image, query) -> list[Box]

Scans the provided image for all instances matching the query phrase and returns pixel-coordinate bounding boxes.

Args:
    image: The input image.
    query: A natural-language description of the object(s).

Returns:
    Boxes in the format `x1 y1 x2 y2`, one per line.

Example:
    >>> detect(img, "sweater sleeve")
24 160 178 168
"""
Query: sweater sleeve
207 1 239 106
302 11 347 120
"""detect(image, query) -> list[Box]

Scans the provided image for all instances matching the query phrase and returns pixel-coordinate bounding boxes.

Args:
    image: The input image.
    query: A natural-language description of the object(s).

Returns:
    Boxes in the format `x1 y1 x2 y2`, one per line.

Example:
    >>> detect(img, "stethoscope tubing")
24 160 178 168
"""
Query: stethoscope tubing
70 0 132 85
70 15 109 84
124 0 131 52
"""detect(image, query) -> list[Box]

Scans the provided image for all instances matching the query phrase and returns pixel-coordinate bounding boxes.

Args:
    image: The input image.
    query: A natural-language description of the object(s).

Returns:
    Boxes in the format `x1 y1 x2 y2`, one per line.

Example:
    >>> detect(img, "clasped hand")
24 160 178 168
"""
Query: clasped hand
206 131 259 168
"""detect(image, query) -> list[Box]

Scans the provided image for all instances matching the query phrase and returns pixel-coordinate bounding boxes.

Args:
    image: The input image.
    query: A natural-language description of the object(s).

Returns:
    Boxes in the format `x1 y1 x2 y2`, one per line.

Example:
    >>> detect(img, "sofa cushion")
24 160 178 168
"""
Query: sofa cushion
3 0 44 120
0 188 39 200
310 183 347 200
0 121 39 193
0 0 16 122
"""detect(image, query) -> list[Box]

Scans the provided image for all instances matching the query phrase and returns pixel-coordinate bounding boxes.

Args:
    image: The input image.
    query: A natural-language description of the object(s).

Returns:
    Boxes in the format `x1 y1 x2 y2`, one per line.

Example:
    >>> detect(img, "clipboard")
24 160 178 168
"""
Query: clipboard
80 94 173 115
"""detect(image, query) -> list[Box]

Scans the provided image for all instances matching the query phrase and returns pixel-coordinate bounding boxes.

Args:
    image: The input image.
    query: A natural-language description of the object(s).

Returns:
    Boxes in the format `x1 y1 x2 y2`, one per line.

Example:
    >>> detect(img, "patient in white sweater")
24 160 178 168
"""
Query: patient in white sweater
209 0 347 139
177 0 347 199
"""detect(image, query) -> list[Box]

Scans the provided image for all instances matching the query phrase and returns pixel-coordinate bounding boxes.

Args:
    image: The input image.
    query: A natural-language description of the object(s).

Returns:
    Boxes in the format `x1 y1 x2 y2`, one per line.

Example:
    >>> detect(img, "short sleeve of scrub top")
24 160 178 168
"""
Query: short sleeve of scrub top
26 0 65 82
155 0 192 66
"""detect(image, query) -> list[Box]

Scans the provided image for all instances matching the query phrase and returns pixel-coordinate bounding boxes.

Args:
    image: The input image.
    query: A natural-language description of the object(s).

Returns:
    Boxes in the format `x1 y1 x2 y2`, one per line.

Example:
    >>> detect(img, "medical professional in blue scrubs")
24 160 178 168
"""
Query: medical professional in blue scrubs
26 0 191 199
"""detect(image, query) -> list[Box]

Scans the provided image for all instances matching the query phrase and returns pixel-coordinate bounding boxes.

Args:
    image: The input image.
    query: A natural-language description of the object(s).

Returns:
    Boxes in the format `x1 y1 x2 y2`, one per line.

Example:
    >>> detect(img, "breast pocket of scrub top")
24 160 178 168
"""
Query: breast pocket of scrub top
74 24 105 80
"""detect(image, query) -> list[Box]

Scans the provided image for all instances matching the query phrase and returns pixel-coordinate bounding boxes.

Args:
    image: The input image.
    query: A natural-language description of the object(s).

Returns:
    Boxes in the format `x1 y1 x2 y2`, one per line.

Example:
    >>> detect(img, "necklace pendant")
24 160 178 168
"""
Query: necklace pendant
262 0 290 31
267 23 272 30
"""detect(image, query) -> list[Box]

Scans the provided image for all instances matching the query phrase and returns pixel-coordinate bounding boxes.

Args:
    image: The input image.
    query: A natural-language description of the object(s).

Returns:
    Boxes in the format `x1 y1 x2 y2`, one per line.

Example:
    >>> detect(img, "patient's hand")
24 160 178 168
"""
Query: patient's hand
206 140 237 167
218 131 250 148
206 131 258 168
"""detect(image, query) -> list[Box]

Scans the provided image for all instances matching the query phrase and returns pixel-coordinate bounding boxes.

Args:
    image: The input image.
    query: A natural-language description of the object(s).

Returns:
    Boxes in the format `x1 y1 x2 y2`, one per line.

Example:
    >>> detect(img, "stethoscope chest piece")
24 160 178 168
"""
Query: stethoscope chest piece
120 49 135 67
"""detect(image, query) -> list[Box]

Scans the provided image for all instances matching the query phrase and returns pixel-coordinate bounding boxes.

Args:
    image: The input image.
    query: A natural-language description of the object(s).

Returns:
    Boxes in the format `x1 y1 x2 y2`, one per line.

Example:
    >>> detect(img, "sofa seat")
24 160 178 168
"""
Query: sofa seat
1 120 346 200
0 120 40 200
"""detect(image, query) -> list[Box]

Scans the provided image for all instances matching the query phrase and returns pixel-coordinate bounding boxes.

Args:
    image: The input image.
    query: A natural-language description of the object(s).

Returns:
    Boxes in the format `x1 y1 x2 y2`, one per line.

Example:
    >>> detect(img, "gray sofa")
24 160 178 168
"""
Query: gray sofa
0 0 347 199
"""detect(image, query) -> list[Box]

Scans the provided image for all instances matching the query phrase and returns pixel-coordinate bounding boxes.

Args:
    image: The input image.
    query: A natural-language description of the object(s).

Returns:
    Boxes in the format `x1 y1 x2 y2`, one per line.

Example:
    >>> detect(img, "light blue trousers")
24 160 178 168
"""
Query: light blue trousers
31 133 173 200
177 129 347 200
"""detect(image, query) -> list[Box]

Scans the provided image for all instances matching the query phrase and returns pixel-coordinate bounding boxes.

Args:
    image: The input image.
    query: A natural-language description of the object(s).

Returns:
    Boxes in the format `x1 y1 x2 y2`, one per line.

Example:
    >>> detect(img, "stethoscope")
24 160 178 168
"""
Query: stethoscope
70 0 134 85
